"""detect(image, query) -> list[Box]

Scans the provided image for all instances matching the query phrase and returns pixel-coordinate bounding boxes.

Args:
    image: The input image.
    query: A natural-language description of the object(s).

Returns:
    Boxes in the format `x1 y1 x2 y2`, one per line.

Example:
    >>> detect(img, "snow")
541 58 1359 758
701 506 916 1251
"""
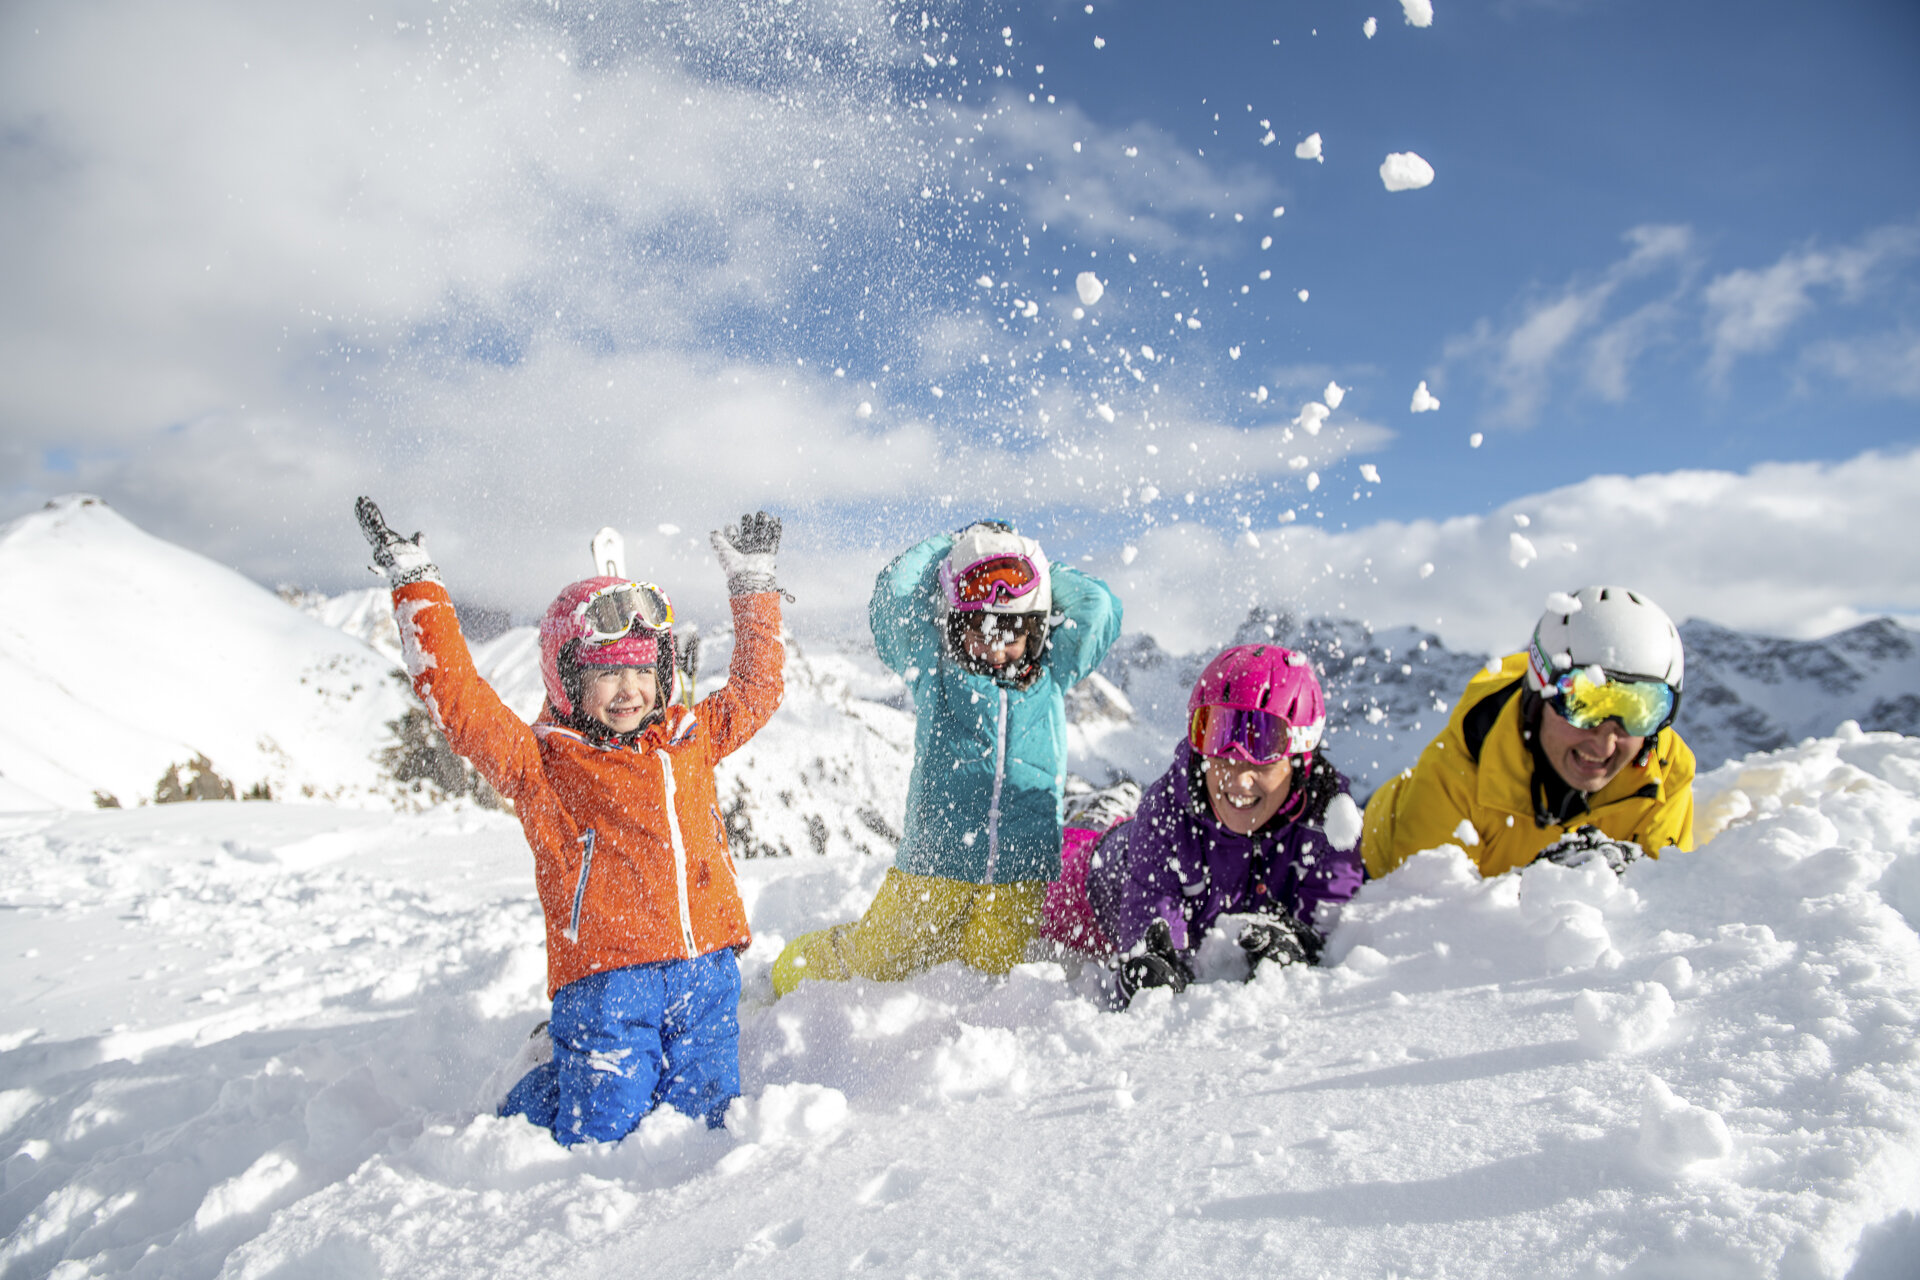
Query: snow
1400 0 1435 28
1510 532 1539 567
1380 151 1436 192
6 727 1920 1278
1324 380 1346 409
1075 271 1105 305
1295 132 1324 162
1411 380 1442 412
1364 17 1379 39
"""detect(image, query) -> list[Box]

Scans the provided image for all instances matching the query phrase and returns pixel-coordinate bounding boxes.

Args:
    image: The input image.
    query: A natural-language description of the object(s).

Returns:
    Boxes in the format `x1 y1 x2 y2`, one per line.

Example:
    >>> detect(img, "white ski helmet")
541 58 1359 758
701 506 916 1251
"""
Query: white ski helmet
1526 586 1684 694
938 522 1052 616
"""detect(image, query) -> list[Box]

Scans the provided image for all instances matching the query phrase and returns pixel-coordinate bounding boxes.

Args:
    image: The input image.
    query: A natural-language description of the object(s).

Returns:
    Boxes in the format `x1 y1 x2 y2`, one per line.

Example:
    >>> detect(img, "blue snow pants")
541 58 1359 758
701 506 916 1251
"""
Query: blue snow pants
499 948 742 1146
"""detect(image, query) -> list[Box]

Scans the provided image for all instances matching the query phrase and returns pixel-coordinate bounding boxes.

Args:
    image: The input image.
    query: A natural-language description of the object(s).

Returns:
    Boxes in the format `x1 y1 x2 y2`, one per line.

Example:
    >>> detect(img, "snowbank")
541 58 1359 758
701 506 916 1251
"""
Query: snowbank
3 727 1918 1276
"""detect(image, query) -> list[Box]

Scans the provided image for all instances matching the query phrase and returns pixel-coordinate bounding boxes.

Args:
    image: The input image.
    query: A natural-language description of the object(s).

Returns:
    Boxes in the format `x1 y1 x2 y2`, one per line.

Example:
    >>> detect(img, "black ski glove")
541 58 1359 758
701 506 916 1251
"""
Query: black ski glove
1115 919 1192 1005
1537 825 1644 876
354 496 440 587
1238 914 1324 978
710 511 783 597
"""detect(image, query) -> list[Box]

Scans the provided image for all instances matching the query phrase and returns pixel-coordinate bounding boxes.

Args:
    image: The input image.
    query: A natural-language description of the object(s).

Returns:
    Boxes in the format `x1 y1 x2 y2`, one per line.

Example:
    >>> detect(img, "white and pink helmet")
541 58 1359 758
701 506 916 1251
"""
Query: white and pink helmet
538 577 677 720
1186 643 1327 764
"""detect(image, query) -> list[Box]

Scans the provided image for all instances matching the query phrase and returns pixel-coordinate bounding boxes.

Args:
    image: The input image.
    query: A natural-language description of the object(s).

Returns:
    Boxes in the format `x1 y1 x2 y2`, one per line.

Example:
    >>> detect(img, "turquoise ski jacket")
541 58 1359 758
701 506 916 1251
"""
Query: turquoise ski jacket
872 532 1122 885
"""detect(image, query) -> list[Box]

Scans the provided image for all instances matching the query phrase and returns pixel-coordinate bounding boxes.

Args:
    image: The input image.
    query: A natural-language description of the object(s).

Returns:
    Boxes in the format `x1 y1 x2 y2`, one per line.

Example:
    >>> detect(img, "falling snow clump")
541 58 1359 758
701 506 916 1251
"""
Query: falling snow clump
1410 381 1441 412
1401 0 1435 28
1076 272 1105 305
1380 152 1436 191
1295 132 1324 162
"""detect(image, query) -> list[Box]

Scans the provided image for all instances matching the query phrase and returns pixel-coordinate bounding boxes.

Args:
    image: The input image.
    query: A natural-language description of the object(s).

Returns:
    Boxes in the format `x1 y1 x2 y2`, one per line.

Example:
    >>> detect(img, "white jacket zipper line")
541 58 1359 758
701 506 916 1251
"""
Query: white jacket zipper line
565 828 596 943
659 753 697 957
984 686 1009 884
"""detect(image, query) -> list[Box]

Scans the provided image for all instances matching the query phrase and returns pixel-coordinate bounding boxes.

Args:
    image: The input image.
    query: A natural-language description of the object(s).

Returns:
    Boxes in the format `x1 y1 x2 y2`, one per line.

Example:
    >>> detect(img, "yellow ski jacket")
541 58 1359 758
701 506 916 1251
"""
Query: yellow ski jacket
1362 652 1695 879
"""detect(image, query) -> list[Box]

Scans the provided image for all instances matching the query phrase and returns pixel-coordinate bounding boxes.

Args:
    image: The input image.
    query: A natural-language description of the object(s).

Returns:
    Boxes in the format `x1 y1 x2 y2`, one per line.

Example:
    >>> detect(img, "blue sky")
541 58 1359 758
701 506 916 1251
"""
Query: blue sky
1 0 1915 651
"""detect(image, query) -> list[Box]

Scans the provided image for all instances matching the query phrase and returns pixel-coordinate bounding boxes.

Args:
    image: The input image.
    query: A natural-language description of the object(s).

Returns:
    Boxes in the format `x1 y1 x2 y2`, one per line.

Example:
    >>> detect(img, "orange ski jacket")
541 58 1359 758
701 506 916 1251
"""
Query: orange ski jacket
393 580 784 996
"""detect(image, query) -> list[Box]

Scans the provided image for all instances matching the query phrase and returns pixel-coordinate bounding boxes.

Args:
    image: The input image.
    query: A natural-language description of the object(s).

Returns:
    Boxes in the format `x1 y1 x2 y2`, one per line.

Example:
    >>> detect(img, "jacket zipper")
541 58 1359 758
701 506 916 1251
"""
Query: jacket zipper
983 685 1009 883
659 753 698 956
565 828 596 943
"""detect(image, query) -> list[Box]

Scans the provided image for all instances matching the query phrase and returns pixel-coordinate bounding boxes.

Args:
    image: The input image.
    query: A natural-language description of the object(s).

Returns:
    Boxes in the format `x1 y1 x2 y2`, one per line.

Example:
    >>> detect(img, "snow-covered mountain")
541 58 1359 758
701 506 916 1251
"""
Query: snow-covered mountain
8 496 1912 827
0 496 414 811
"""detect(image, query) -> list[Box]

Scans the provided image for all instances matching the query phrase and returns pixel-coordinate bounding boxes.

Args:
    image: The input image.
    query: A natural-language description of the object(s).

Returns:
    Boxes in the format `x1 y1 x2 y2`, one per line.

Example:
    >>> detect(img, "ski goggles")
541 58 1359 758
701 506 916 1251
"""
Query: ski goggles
1541 666 1675 738
1188 704 1323 765
575 581 674 647
940 554 1041 610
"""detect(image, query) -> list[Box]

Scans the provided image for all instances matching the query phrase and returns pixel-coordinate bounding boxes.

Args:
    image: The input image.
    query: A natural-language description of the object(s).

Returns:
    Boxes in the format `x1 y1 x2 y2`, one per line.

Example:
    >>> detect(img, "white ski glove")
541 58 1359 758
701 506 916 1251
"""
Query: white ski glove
355 496 441 588
1537 826 1643 876
710 510 783 597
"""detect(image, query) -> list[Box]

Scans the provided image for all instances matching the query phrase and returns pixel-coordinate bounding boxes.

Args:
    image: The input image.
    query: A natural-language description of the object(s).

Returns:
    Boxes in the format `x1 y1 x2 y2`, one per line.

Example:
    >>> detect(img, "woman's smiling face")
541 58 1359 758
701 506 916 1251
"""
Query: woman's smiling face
1201 753 1295 836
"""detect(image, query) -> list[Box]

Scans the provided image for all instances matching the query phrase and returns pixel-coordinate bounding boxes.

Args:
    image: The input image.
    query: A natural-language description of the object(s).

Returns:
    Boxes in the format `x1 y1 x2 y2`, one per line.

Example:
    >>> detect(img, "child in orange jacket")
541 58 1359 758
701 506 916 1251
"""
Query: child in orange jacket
355 499 785 1144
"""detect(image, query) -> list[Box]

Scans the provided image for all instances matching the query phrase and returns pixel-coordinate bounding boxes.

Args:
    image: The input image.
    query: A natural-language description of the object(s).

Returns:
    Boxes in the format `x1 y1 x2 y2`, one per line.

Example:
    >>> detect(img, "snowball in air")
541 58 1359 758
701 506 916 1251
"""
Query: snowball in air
976 274 995 287
1076 272 1105 305
1513 513 1530 527
1324 381 1346 409
1095 403 1115 423
1359 464 1380 483
1297 289 1311 302
856 401 873 419
1296 402 1330 435
1510 533 1537 568
1410 381 1441 412
1469 432 1484 448
1545 591 1582 614
1121 544 1139 565
1400 0 1434 27
1295 133 1324 162
1363 16 1378 37
1307 471 1321 491
1380 152 1435 192
1418 562 1435 578
1093 35 1105 48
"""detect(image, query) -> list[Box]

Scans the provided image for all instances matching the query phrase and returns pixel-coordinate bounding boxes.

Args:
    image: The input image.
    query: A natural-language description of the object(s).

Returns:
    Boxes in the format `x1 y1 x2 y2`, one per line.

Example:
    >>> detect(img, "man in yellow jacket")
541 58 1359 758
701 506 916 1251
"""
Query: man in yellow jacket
1363 586 1694 879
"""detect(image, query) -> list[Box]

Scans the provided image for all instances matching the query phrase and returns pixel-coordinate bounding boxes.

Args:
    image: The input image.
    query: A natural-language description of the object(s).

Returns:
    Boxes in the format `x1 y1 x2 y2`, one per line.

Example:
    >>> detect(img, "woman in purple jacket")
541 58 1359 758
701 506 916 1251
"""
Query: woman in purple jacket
1081 644 1365 1004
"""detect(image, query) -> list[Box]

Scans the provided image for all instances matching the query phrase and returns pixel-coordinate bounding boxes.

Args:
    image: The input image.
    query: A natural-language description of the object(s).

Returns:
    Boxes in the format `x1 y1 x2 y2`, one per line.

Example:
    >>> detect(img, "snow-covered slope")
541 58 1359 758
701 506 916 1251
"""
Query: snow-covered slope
3 727 1918 1278
0 497 413 811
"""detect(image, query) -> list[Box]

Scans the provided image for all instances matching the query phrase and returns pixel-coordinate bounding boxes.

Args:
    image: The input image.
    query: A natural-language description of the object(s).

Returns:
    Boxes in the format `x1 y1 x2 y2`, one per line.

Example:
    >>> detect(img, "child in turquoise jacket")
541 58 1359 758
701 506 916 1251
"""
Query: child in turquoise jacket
773 521 1121 993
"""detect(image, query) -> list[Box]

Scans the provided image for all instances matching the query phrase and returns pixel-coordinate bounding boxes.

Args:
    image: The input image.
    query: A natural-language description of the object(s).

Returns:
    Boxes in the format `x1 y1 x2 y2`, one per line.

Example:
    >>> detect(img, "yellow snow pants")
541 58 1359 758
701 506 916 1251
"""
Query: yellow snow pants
771 868 1046 997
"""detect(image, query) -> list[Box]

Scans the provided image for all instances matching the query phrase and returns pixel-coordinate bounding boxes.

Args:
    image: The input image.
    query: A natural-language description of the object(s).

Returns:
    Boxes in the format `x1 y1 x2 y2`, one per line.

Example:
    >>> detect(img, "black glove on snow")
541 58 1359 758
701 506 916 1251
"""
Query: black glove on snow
1537 825 1644 876
1238 914 1323 978
1115 919 1192 1005
710 510 783 597
354 497 440 587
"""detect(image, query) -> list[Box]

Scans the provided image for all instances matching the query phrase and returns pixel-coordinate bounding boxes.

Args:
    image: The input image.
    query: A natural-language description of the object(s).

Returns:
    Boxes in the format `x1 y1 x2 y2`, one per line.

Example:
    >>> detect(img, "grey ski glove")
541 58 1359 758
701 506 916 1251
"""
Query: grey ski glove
710 510 783 597
354 496 441 588
1537 826 1644 876
1238 914 1324 976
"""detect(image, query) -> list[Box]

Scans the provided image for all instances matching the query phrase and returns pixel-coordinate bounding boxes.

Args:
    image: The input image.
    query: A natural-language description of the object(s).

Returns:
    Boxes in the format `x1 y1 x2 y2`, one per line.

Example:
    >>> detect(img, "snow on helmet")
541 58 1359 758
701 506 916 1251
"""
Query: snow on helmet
939 522 1052 616
940 522 1054 686
1525 585 1684 695
1187 643 1327 759
539 576 677 722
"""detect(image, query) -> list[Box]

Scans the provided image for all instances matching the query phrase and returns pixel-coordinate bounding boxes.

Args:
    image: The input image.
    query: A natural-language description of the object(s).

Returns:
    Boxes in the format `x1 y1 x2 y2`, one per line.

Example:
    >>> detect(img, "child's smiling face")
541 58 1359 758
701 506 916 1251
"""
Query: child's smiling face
580 665 660 732
960 619 1030 671
1201 753 1295 836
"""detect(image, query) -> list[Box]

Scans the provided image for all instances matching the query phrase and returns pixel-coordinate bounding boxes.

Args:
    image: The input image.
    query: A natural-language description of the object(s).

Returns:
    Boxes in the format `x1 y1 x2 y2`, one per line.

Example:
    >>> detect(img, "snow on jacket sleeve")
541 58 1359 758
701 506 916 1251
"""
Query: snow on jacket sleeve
693 591 785 760
870 533 952 678
1042 564 1122 687
391 579 554 808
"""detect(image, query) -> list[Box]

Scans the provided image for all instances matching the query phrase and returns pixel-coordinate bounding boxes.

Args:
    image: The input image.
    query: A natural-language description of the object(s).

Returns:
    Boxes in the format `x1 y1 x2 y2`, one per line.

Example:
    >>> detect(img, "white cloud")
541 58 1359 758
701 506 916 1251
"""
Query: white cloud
1799 329 1920 401
1703 223 1920 381
1100 446 1920 656
1441 224 1695 425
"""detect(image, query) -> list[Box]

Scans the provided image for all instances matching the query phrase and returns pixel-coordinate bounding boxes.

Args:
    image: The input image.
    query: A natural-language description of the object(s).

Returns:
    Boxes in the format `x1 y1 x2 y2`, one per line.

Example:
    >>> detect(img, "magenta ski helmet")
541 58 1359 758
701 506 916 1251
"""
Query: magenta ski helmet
539 577 677 720
1186 644 1327 764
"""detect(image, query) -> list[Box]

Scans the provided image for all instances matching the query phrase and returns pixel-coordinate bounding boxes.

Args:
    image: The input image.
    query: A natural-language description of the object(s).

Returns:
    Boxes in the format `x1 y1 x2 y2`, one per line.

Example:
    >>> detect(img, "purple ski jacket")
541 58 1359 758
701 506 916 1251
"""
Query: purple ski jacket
1086 742 1365 956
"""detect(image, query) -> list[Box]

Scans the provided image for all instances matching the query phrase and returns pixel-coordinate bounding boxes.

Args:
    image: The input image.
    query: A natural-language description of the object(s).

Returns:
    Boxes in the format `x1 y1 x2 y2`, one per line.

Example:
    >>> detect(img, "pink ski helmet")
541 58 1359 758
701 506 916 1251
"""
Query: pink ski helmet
538 577 677 720
1186 643 1327 763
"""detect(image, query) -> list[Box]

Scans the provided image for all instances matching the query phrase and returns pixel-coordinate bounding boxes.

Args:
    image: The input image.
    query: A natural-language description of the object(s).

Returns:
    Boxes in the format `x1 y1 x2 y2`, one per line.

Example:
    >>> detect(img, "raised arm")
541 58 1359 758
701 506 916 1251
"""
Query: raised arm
868 532 952 677
699 511 787 758
354 497 548 802
1043 563 1123 686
